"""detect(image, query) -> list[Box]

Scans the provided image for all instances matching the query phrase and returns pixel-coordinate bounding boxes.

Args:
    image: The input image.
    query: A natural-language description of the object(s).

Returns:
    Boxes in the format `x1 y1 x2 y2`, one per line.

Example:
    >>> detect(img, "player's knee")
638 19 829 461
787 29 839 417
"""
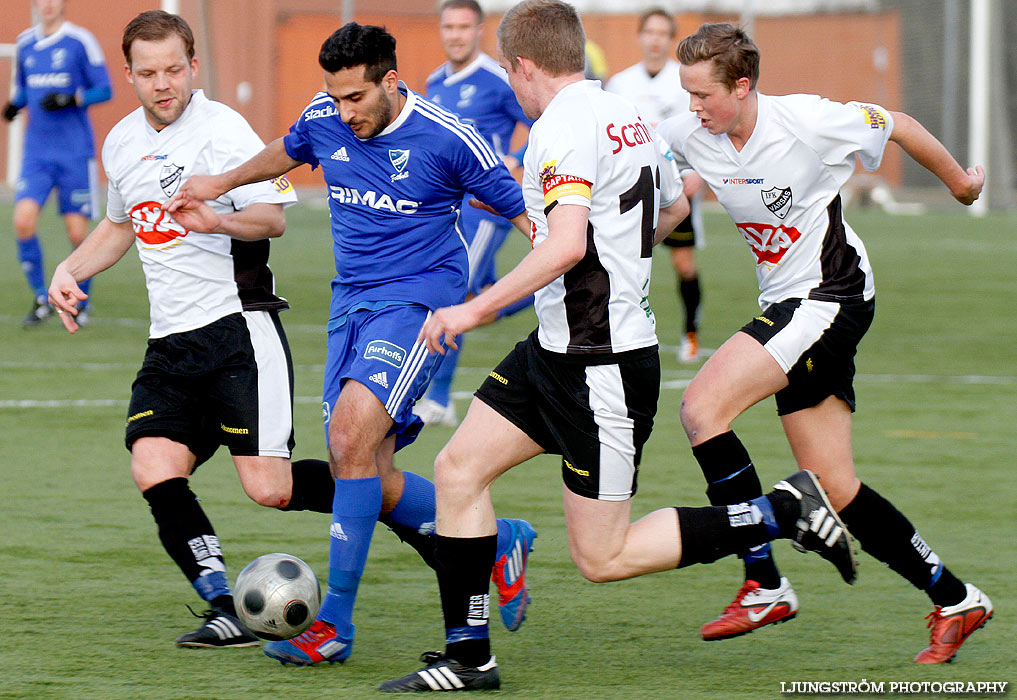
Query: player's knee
570 549 621 583
245 481 291 509
12 211 36 239
433 447 480 501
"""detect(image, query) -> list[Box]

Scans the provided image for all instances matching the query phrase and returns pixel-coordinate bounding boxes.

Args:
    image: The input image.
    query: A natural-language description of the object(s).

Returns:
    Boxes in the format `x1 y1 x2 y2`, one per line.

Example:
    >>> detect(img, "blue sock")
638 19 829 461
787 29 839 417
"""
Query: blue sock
497 294 534 320
192 571 231 602
426 337 462 407
385 471 436 534
16 236 45 297
750 495 781 539
78 277 92 310
319 476 382 638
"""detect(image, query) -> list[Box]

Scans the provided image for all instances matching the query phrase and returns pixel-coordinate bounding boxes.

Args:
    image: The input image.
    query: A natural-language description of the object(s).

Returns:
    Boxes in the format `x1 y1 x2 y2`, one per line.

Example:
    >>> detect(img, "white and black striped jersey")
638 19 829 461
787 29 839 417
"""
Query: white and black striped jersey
104 90 297 338
658 93 893 308
523 80 682 357
605 60 688 128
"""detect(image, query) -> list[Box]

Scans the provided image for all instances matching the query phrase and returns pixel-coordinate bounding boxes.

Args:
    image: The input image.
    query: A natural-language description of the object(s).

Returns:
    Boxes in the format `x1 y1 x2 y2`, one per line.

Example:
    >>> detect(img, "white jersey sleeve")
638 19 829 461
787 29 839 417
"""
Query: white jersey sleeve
208 107 297 211
784 94 894 173
531 104 598 210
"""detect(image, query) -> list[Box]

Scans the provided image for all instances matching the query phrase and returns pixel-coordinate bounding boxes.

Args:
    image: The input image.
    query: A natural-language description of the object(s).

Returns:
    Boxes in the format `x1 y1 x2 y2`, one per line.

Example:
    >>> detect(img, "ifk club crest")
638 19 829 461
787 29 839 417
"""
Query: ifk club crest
389 149 410 181
761 186 792 220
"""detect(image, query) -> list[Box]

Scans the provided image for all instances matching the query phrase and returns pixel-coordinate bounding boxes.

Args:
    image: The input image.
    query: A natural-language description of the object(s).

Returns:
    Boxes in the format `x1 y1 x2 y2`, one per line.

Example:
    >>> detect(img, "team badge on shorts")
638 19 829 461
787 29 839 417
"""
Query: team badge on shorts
761 186 793 219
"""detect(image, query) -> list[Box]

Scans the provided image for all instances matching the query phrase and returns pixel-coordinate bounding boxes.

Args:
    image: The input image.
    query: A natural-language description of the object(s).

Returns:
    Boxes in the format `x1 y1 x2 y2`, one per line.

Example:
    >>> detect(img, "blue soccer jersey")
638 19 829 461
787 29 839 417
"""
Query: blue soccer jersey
11 22 111 159
282 84 526 322
425 53 532 160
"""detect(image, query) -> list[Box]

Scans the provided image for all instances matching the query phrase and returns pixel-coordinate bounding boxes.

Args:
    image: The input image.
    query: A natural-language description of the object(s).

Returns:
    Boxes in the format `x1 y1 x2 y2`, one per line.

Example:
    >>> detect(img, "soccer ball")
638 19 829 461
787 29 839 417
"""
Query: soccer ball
234 552 321 641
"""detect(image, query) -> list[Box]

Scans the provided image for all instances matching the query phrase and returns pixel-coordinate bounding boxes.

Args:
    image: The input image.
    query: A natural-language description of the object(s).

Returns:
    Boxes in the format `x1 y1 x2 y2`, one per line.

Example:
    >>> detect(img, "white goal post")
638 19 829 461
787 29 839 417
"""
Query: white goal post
2 43 23 190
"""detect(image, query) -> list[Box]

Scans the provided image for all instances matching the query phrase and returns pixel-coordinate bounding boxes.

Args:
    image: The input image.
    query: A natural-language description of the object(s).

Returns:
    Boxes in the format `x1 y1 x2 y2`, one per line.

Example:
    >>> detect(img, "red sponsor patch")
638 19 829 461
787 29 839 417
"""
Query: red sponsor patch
129 201 187 246
736 222 802 265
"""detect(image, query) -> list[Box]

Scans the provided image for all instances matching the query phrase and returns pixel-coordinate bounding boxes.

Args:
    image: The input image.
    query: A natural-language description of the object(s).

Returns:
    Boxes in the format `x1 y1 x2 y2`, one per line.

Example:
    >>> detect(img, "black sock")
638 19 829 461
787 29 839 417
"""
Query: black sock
281 459 334 512
436 534 496 668
142 477 231 605
379 519 437 570
692 432 781 588
679 277 701 334
838 483 967 607
674 503 776 568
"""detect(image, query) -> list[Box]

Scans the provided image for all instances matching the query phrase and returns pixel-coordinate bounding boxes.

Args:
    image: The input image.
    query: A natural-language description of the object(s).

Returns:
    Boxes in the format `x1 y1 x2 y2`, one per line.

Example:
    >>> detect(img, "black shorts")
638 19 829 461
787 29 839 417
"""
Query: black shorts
125 311 295 468
660 213 695 248
475 331 659 501
740 298 875 415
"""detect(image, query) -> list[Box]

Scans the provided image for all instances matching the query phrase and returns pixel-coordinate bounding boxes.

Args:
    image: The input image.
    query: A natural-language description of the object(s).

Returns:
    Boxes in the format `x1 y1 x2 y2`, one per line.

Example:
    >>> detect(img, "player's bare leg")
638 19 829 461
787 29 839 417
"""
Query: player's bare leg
563 490 680 582
681 333 800 639
781 396 859 509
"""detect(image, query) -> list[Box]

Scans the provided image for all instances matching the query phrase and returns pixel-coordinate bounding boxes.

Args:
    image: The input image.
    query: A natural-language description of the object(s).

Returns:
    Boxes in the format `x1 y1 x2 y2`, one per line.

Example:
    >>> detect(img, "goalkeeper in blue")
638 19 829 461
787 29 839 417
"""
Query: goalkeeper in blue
4 0 112 327
169 22 538 666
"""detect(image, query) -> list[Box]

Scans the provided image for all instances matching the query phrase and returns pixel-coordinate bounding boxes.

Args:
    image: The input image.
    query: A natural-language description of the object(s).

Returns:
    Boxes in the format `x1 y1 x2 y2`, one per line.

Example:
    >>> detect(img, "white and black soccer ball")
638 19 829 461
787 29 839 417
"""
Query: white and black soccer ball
234 552 321 641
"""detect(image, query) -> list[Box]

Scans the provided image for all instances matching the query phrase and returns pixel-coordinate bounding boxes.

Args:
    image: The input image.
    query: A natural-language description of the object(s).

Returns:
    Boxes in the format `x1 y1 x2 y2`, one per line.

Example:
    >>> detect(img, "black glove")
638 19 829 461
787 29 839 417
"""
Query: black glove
2 102 19 122
41 92 77 111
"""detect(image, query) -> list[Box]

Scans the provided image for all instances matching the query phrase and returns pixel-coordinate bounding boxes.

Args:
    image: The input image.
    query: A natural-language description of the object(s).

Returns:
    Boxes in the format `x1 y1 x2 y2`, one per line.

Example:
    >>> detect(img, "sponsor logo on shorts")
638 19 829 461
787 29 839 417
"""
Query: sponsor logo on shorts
126 409 154 424
368 371 389 389
364 340 406 368
806 358 815 372
220 423 249 435
754 315 774 327
564 459 590 477
488 371 509 385
322 401 331 424
761 186 793 220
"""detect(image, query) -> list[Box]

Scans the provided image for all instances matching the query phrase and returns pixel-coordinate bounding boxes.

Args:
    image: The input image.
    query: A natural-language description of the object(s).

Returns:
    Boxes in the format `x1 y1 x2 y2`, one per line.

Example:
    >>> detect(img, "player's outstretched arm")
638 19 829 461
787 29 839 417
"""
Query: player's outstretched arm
655 194 691 245
166 137 301 213
889 111 984 205
168 201 286 241
419 204 587 355
48 219 136 333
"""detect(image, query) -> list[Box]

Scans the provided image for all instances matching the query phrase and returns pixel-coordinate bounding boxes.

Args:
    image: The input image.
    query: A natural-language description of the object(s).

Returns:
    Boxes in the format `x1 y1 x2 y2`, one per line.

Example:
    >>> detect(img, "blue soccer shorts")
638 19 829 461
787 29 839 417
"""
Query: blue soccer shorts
322 303 446 451
16 153 98 218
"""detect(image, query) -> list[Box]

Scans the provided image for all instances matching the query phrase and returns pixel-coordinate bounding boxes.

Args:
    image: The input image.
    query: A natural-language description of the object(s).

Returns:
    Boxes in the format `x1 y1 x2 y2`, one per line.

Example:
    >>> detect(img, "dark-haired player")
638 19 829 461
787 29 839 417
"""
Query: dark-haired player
170 22 537 666
659 22 990 663
48 10 336 648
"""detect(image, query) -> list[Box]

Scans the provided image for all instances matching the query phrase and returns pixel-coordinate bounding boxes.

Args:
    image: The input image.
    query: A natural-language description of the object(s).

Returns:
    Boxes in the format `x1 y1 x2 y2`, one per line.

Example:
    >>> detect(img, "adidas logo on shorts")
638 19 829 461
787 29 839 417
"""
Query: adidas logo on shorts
368 371 389 389
331 146 350 162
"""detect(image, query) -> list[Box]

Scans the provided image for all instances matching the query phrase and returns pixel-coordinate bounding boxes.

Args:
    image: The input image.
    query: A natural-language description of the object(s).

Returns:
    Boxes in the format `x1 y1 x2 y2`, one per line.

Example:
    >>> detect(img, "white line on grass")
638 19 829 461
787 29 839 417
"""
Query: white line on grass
4 373 1013 410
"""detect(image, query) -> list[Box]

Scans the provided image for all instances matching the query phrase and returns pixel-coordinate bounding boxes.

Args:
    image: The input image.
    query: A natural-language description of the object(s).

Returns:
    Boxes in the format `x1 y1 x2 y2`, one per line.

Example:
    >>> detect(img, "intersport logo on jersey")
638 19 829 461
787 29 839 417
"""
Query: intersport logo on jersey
736 222 802 265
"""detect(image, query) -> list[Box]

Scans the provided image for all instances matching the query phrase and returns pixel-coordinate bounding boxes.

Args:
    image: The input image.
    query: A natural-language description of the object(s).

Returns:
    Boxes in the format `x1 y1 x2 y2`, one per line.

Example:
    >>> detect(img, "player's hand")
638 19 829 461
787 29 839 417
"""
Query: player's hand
418 303 484 355
40 92 77 111
48 264 87 334
952 166 985 206
167 198 222 234
166 174 226 213
2 102 20 122
468 198 500 216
